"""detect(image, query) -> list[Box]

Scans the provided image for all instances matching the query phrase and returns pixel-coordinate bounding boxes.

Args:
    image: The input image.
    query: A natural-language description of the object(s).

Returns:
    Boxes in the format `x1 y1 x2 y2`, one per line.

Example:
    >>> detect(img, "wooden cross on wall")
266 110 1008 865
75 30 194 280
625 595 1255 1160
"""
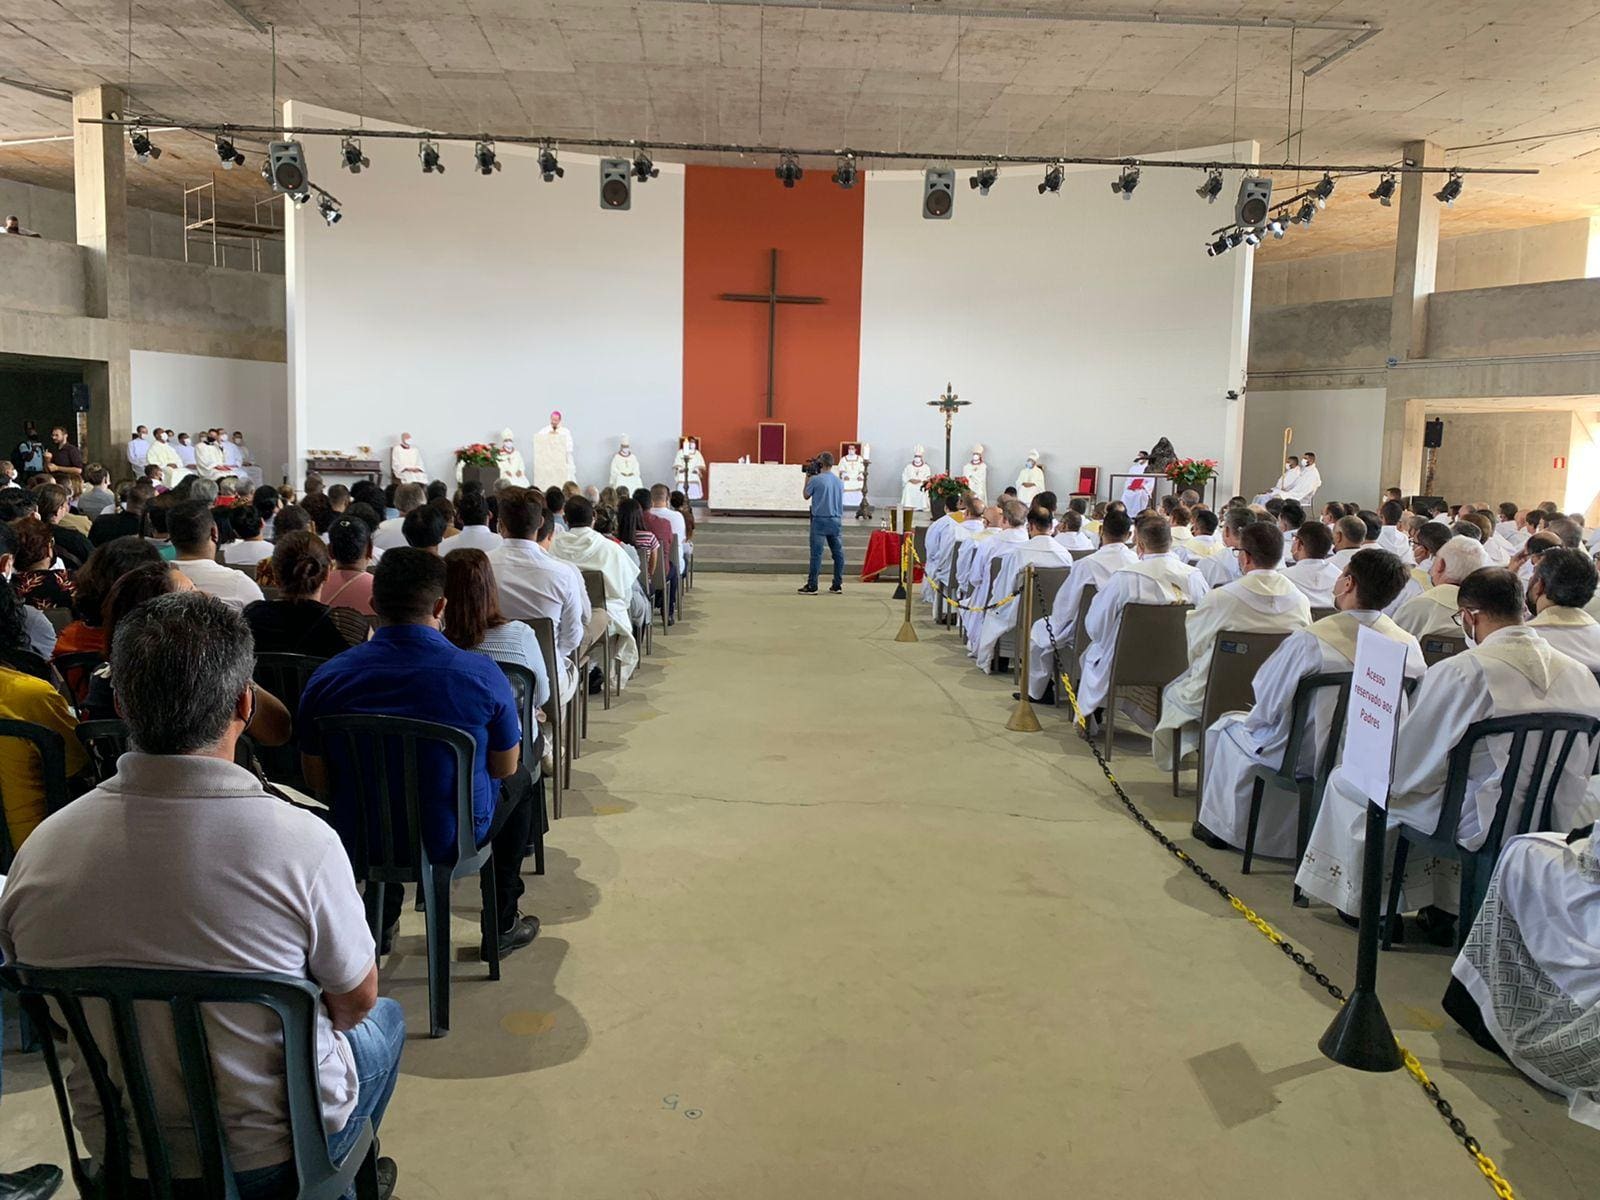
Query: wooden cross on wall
719 248 826 418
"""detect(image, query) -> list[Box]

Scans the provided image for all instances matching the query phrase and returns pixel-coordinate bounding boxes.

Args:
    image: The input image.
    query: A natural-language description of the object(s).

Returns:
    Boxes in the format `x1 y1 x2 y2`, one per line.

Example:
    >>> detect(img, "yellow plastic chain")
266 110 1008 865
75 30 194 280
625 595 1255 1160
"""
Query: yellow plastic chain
903 535 1019 613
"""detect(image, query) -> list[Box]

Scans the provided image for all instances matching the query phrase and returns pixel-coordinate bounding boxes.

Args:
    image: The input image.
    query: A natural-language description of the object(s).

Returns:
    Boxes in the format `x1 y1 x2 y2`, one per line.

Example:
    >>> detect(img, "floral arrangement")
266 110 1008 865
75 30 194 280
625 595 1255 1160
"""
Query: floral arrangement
922 473 973 506
455 442 498 467
1164 457 1219 491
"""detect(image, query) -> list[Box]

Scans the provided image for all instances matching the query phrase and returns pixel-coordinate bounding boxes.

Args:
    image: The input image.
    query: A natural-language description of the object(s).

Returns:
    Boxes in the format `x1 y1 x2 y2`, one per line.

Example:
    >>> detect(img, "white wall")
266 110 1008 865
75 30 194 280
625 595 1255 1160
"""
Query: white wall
130 350 289 483
1242 388 1387 506
286 102 683 491
857 143 1254 503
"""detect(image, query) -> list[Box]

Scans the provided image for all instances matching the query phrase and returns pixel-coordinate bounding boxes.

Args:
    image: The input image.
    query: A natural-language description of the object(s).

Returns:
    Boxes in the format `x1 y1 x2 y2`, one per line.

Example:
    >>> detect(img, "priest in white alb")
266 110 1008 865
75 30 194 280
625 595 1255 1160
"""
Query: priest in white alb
675 437 706 502
958 506 1013 645
1391 535 1490 639
974 505 1074 672
193 431 233 481
1053 510 1094 552
901 446 931 511
391 432 428 488
1023 508 1137 702
532 412 575 489
496 429 531 489
1152 521 1312 771
1016 451 1045 507
1255 454 1303 505
548 495 640 689
964 445 989 504
839 443 868 511
1281 520 1343 608
608 436 643 492
1075 515 1209 718
145 429 185 488
1197 508 1254 589
1525 547 1600 670
1196 549 1426 858
1296 566 1600 922
923 493 980 606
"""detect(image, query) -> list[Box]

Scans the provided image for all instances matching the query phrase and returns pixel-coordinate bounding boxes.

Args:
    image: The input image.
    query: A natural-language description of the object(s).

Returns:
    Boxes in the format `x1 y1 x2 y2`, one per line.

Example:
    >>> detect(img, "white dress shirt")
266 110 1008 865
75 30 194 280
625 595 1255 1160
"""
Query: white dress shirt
652 505 688 572
450 524 503 554
174 557 264 611
222 540 274 567
487 539 589 661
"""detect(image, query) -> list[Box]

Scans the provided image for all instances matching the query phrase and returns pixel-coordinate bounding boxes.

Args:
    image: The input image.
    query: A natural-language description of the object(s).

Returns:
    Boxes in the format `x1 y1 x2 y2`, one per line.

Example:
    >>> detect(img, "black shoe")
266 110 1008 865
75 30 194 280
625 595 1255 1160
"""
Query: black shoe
1013 683 1055 705
587 668 604 695
828 583 843 594
0 1164 64 1200
1416 905 1457 947
378 922 399 957
376 1157 399 1200
797 584 818 594
1190 821 1231 851
490 914 541 960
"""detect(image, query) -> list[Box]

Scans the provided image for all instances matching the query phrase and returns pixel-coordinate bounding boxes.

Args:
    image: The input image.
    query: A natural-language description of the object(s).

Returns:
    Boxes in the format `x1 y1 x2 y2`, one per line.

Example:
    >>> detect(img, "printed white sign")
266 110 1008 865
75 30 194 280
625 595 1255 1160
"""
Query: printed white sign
1338 624 1411 810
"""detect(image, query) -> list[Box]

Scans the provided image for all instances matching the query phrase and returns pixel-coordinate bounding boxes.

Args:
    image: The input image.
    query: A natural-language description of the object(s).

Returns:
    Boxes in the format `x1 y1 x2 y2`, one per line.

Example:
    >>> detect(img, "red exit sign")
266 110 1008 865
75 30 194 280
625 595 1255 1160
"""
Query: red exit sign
1555 456 1568 469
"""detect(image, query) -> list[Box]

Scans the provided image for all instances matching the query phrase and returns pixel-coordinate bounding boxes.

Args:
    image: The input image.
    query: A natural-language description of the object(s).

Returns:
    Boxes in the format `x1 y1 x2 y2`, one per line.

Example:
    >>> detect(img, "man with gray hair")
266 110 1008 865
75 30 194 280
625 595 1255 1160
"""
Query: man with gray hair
0 592 403 1197
373 482 427 552
1392 533 1490 638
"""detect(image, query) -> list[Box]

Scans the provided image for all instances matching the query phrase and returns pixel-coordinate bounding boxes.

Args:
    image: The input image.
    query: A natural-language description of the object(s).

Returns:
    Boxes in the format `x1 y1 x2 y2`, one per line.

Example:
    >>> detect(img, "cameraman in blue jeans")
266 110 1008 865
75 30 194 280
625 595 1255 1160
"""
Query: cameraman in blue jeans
799 452 845 594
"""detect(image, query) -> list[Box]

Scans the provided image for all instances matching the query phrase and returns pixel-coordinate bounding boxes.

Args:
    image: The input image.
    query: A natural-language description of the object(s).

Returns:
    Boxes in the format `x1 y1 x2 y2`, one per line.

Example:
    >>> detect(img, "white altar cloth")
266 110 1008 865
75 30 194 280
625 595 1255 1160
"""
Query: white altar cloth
708 462 809 513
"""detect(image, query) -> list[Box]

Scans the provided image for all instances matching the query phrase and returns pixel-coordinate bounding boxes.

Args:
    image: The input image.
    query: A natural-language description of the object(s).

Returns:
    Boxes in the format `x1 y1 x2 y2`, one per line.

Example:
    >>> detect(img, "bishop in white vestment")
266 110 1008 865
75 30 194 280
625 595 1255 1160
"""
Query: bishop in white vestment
901 447 932 511
1297 573 1600 917
609 437 643 492
494 430 531 489
1016 452 1045 507
1198 561 1425 858
1024 513 1137 700
839 444 867 510
392 433 428 487
532 413 575 489
1152 523 1312 771
964 445 989 504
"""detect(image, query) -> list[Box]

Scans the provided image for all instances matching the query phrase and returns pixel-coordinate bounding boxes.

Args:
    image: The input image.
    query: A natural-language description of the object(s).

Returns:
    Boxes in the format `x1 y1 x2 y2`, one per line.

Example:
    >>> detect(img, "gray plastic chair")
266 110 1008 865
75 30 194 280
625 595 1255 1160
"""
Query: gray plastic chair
1383 711 1600 950
1005 565 1069 680
579 568 613 711
1420 632 1467 667
4 963 381 1199
1068 548 1095 561
1099 603 1193 759
495 661 549 875
1056 583 1099 706
1309 606 1336 622
43 606 73 633
525 616 571 811
315 714 501 1038
1172 629 1290 798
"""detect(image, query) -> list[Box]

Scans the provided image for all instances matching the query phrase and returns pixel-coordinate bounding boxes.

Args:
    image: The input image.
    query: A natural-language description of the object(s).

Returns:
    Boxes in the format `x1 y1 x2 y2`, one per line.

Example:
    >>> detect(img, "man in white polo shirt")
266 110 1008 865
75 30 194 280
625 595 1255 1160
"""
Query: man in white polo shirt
169 500 264 611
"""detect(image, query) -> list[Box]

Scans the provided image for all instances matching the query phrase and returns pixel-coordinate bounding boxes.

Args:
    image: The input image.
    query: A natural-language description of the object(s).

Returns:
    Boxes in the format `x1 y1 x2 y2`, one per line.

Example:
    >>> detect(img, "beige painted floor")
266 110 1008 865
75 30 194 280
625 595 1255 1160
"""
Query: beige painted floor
4 575 1599 1197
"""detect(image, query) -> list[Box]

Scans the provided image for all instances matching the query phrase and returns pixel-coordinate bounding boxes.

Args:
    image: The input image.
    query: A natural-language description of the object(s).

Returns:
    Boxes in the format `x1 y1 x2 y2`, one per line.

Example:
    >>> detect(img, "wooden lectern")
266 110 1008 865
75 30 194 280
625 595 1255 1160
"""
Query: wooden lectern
757 422 786 464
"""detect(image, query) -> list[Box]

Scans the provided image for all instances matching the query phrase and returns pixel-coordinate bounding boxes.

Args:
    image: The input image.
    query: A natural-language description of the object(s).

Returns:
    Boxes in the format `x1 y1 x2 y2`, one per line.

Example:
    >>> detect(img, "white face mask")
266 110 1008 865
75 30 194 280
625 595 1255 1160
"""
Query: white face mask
620 448 630 456
688 442 698 452
401 436 411 447
972 455 981 464
503 441 515 452
913 457 923 465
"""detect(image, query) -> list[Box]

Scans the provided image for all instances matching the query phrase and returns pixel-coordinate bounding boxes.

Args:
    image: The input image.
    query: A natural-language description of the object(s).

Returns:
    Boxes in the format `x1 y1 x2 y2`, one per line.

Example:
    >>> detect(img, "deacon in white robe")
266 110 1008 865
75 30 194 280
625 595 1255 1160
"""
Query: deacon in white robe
901 447 932 511
391 433 428 487
1120 452 1154 518
1198 563 1426 858
961 512 1025 648
1152 523 1312 771
1525 547 1600 671
1016 452 1045 507
675 438 706 502
228 431 265 489
973 506 1070 670
1255 456 1303 505
548 520 641 689
532 413 575 490
1024 516 1138 700
495 430 531 489
963 445 989 504
1197 511 1255 589
1288 455 1322 503
127 427 151 475
1297 580 1600 917
608 437 643 492
1392 535 1489 640
1448 829 1600 1129
839 444 867 510
1075 518 1209 716
922 499 976 606
1280 520 1342 608
193 435 232 481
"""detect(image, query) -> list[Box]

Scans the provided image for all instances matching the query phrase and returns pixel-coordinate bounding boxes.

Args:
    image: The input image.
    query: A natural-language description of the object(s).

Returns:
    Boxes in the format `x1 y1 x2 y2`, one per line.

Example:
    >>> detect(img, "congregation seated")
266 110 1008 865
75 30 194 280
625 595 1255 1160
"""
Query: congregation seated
88 480 151 546
1296 567 1600 935
1152 521 1311 771
243 531 359 658
1196 548 1426 857
1524 547 1600 669
549 496 641 686
9 518 74 613
650 485 688 575
54 535 162 658
442 548 551 700
222 502 273 566
1196 507 1255 588
298 549 541 961
170 500 264 612
0 524 60 660
1024 507 1136 703
1280 518 1339 607
1329 515 1366 569
76 465 115 521
0 591 404 1197
401 500 449 554
616 497 659 578
1391 534 1490 639
961 498 1028 651
488 489 586 704
1376 499 1410 557
321 514 378 616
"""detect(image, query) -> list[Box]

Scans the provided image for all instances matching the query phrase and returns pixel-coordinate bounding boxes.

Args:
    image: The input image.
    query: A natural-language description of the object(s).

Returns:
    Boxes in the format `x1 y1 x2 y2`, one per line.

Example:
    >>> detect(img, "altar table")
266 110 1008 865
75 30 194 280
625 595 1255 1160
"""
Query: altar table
708 462 809 514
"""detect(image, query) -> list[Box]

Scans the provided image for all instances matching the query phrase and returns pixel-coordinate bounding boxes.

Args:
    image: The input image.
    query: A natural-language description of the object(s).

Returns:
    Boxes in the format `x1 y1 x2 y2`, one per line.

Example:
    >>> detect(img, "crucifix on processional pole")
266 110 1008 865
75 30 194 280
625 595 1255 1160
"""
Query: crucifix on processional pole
926 383 970 476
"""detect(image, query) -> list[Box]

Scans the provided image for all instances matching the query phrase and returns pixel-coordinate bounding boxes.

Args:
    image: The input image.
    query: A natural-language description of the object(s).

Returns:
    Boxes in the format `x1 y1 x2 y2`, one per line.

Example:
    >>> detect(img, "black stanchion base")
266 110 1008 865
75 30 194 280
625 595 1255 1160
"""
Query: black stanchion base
1319 987 1403 1072
892 583 907 600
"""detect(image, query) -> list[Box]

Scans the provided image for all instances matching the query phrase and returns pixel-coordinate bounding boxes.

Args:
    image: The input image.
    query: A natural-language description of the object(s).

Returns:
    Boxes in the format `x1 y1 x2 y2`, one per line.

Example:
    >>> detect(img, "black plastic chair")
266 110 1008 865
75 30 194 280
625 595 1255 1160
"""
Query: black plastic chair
76 717 132 787
0 717 70 872
1382 711 1600 950
253 653 329 789
43 607 74 634
315 714 501 1038
53 651 104 709
1420 632 1468 667
3 963 381 1200
496 661 549 875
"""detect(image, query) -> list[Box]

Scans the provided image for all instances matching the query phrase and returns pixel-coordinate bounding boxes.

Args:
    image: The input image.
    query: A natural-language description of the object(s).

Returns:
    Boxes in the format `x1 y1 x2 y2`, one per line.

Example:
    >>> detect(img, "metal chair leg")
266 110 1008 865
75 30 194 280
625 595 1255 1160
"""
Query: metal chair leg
1242 778 1265 875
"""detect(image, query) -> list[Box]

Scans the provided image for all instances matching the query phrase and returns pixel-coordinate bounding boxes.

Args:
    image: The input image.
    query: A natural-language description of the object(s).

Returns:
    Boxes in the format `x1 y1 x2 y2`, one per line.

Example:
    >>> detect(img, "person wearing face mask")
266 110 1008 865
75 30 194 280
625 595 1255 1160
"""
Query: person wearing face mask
900 445 931 511
963 444 988 504
531 412 574 491
494 429 530 489
1298 566 1600 935
674 436 705 503
144 427 185 488
127 424 152 475
838 443 867 511
1016 451 1045 508
171 431 195 471
391 431 427 488
1391 534 1491 639
1195 549 1425 857
192 430 230 481
608 436 642 492
1524 547 1600 670
1257 454 1303 505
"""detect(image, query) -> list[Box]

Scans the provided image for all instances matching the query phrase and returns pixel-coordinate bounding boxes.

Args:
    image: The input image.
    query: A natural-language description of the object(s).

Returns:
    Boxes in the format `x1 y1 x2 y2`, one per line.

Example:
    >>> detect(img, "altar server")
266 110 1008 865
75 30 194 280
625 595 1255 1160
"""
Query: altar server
964 445 989 504
675 437 706 502
1120 451 1154 518
392 432 428 487
901 447 932 511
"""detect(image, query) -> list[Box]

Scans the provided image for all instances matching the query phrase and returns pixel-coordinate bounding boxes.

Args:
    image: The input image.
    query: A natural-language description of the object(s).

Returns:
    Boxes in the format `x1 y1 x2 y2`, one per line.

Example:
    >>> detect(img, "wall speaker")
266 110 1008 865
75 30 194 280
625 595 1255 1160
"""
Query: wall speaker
1424 418 1444 449
1235 176 1272 228
923 168 955 220
70 383 91 413
599 158 631 211
265 141 309 199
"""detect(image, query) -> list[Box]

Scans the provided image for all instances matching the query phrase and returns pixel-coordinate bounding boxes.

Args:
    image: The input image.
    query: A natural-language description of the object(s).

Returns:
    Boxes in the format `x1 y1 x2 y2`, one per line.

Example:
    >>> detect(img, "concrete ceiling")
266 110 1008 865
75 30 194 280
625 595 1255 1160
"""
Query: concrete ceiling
1 0 1598 260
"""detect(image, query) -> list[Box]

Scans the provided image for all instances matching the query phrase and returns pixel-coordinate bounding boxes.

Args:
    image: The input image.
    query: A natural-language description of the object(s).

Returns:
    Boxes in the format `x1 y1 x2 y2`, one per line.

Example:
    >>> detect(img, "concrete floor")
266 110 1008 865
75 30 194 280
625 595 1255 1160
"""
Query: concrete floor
4 575 1600 1197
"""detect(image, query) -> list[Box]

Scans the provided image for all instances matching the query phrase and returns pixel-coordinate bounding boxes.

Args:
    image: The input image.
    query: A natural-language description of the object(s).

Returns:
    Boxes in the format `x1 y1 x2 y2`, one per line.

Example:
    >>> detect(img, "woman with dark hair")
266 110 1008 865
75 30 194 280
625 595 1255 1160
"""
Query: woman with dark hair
10 517 75 611
243 531 355 657
79 562 192 721
301 492 336 534
253 505 312 588
441 548 550 705
616 497 659 577
0 583 87 849
321 515 376 616
55 535 162 657
669 490 696 573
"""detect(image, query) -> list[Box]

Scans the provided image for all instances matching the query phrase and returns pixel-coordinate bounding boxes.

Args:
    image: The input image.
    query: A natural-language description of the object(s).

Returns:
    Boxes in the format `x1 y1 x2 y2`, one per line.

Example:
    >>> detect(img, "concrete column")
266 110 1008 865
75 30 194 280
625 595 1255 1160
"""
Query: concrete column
1380 139 1443 494
72 85 133 469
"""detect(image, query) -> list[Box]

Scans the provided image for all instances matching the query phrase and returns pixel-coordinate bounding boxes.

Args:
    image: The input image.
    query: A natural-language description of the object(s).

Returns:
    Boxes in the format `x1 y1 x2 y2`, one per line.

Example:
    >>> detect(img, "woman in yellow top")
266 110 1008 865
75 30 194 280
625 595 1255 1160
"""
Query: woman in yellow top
0 584 86 854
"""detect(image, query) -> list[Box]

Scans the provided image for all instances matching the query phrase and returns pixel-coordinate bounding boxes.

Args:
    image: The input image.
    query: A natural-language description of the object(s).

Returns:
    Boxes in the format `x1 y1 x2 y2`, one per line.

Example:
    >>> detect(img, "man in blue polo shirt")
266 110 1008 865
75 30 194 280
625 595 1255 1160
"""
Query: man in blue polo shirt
298 548 540 959
800 451 845 595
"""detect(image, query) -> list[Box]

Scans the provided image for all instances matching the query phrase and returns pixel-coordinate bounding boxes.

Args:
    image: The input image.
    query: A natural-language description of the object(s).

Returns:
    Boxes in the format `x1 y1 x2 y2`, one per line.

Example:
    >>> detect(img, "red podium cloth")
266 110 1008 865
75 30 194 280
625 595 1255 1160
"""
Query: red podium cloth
860 530 924 583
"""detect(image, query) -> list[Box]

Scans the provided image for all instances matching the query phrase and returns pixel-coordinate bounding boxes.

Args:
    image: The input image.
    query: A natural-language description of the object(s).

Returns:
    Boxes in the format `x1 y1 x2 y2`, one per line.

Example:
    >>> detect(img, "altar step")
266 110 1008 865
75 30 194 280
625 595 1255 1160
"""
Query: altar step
689 515 894 574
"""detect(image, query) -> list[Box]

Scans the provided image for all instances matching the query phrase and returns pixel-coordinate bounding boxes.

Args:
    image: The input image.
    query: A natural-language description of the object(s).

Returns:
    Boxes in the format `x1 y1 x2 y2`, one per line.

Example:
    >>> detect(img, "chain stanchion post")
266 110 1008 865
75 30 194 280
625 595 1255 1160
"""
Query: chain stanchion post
1319 798 1404 1071
894 534 919 643
1005 565 1042 732
892 521 908 601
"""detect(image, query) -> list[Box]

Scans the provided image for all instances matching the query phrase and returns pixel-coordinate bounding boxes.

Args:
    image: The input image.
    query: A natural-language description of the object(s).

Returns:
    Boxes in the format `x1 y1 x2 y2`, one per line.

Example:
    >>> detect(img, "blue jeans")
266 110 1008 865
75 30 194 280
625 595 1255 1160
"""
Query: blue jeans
808 518 844 589
234 996 407 1199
